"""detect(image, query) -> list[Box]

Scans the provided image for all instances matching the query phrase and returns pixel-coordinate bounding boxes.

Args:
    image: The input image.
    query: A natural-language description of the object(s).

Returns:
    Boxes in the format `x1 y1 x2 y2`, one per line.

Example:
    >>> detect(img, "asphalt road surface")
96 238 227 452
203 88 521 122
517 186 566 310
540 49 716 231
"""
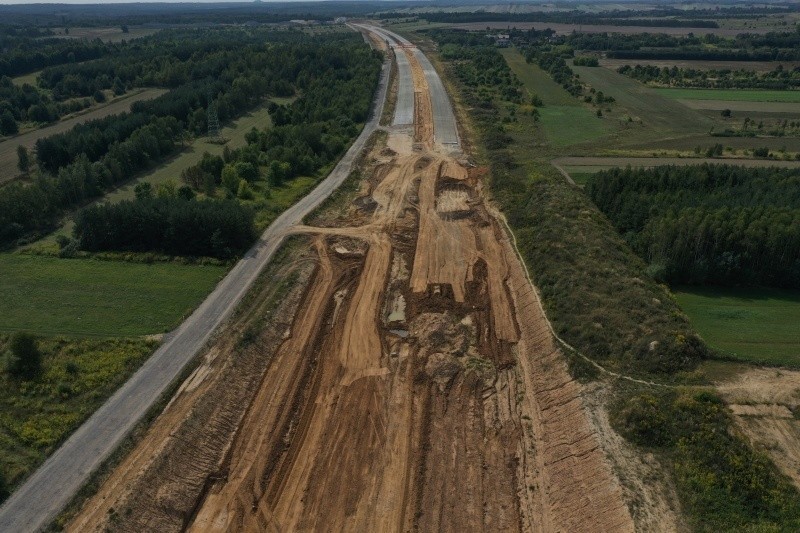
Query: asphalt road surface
0 32 390 533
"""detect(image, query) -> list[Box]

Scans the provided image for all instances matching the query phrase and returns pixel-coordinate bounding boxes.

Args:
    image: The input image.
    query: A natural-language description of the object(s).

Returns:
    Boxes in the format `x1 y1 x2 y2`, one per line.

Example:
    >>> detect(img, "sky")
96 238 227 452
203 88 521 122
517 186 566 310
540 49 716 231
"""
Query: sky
0 1 300 4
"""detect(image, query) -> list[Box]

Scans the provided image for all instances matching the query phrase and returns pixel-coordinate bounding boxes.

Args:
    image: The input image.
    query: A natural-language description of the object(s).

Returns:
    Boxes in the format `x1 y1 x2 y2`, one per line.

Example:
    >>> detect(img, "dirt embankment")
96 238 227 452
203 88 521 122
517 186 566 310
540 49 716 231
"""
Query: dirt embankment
68 32 634 533
716 367 800 489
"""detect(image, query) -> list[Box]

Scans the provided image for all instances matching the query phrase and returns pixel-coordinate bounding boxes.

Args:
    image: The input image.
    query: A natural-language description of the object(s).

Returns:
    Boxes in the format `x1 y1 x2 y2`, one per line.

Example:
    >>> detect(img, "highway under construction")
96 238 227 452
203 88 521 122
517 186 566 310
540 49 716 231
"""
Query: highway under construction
61 25 635 533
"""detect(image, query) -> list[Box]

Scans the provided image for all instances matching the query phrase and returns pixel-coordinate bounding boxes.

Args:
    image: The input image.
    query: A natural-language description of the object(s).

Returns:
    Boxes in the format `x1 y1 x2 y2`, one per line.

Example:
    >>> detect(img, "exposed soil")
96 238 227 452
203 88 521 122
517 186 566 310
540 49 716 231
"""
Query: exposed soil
583 384 686 532
68 32 634 533
715 367 800 489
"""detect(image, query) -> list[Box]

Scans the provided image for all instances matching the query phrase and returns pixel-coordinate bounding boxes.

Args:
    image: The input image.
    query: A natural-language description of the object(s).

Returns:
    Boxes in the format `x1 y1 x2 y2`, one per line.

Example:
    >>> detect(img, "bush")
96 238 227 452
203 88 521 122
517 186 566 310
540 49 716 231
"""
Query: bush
5 332 42 379
753 146 770 158
573 56 599 66
613 389 800 530
0 469 7 504
0 111 18 136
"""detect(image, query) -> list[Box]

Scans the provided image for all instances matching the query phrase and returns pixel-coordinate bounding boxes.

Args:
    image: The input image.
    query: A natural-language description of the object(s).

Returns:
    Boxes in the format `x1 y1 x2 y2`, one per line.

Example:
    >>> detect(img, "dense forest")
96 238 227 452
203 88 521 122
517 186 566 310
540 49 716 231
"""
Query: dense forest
0 26 109 77
0 28 382 255
587 164 800 288
75 196 255 259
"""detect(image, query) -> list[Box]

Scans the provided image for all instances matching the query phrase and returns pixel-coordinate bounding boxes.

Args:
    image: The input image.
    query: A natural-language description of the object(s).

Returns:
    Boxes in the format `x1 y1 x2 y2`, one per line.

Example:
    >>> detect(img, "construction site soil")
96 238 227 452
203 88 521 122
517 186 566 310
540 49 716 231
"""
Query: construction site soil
67 29 635 533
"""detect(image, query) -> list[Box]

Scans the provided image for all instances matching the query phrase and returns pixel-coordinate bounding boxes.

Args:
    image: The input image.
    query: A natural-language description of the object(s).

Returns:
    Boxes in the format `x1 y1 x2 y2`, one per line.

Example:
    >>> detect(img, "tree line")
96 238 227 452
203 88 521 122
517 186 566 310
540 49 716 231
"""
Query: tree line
587 164 800 288
618 63 800 90
381 10 719 28
75 195 255 259
550 28 800 62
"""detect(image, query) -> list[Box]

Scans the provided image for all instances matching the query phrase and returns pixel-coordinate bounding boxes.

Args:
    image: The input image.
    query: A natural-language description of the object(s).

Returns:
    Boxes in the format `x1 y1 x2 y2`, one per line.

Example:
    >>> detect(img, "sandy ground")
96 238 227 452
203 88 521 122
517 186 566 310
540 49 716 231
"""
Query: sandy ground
715 367 800 489
67 29 634 533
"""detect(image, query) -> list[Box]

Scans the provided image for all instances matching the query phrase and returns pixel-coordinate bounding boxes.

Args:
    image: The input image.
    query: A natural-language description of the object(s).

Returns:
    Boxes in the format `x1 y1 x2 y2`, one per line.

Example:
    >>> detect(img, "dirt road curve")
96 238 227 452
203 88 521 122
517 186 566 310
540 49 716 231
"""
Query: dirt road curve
0 38 390 533
64 26 635 533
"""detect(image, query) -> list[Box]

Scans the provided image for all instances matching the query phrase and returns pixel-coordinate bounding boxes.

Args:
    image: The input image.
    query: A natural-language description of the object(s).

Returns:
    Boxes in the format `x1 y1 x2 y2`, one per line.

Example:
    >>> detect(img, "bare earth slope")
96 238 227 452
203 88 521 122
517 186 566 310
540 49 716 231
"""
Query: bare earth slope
67 26 633 533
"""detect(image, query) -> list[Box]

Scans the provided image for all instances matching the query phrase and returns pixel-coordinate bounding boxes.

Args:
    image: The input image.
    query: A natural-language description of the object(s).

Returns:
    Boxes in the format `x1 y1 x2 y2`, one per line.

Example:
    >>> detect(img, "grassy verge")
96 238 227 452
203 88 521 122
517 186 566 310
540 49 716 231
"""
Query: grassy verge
0 336 157 494
675 286 800 368
0 254 226 337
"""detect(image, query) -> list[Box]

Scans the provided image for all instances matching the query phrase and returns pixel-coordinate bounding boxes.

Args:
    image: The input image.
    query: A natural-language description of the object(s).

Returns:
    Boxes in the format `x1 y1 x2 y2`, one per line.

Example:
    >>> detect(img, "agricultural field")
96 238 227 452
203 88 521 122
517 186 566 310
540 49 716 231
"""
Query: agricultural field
554 156 800 181
599 58 800 73
0 254 226 337
654 87 800 103
680 99 800 113
500 48 611 147
571 64 716 141
675 287 800 367
449 20 774 36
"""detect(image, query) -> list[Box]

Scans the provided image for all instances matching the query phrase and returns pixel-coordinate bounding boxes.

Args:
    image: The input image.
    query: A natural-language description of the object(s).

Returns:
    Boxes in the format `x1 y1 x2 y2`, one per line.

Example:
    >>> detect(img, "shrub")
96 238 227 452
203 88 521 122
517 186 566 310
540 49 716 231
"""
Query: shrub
5 332 42 379
0 470 7 503
573 56 599 66
613 389 800 530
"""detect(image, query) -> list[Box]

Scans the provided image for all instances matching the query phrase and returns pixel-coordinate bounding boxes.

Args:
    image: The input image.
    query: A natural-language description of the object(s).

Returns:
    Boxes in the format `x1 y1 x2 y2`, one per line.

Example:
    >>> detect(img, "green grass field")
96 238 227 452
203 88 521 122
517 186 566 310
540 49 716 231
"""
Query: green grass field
573 65 716 140
655 88 800 103
11 71 40 87
675 286 800 367
0 255 226 337
500 48 610 147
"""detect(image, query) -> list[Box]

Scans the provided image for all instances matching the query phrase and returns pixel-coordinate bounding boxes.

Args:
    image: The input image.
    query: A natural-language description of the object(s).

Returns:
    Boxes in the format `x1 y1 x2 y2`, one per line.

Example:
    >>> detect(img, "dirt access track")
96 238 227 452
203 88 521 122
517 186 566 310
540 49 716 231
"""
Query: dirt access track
69 26 634 532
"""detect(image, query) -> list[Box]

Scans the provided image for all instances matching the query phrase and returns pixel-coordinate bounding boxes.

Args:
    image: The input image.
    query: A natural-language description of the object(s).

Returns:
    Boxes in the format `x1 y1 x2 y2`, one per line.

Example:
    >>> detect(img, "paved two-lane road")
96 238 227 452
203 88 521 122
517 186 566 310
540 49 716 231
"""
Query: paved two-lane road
0 30 390 533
